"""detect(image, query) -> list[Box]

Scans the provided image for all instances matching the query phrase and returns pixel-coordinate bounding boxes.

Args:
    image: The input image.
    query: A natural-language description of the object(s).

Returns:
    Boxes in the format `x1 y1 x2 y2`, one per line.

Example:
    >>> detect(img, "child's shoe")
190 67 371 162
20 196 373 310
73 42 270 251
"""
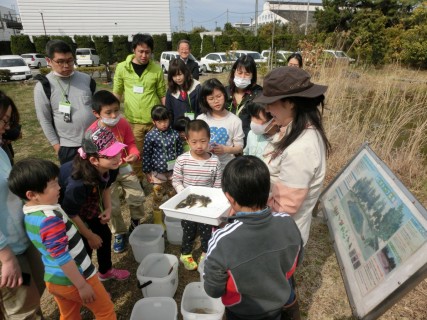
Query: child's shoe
113 234 125 253
98 268 130 281
180 254 198 270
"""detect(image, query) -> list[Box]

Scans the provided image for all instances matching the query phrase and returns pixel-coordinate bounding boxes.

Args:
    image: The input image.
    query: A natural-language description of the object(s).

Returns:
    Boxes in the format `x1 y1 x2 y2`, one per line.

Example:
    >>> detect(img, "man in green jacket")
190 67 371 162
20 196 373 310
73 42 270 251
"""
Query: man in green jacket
113 33 166 182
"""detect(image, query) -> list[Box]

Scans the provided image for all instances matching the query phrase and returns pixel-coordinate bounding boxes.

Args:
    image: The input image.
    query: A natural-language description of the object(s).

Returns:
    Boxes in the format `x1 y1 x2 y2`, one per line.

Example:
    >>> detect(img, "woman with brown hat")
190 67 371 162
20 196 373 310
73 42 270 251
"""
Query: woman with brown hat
254 66 331 247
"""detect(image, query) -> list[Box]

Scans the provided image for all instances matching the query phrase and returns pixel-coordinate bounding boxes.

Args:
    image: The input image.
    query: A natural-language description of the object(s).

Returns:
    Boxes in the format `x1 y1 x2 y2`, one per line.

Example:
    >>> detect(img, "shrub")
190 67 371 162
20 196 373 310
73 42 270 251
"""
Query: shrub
189 33 202 59
74 35 95 49
112 35 130 63
152 34 168 61
33 36 50 54
10 35 35 55
92 36 112 65
201 35 214 56
0 69 11 81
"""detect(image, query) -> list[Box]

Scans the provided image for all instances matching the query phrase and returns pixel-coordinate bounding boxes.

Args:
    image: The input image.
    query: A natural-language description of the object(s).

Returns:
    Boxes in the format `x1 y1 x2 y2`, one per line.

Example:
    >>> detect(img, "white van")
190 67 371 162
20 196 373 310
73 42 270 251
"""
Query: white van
75 48 100 66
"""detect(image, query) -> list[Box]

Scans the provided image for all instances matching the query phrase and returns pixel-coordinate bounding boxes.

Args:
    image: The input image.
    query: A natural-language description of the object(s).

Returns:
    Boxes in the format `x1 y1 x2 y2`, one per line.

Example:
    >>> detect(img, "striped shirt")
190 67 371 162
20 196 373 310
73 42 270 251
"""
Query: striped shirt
172 151 222 193
23 204 96 286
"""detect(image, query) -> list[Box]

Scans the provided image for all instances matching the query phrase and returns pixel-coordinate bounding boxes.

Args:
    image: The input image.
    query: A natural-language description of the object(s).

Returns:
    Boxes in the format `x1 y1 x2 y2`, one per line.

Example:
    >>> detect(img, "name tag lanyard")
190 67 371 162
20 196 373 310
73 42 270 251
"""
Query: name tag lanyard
182 90 195 120
160 131 177 163
56 77 72 122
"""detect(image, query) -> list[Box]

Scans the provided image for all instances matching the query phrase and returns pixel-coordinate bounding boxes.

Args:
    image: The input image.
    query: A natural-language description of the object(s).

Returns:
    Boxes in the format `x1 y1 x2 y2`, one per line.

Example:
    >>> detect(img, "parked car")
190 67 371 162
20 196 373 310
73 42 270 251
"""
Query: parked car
322 50 355 64
229 50 266 63
75 48 100 66
159 51 201 74
261 50 293 64
21 53 48 68
0 55 32 81
200 52 236 73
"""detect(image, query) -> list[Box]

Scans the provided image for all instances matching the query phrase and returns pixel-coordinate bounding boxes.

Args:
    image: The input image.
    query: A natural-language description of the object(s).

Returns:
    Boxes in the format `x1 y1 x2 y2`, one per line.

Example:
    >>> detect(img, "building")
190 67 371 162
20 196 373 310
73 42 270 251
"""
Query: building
16 0 172 40
256 1 323 29
0 5 22 41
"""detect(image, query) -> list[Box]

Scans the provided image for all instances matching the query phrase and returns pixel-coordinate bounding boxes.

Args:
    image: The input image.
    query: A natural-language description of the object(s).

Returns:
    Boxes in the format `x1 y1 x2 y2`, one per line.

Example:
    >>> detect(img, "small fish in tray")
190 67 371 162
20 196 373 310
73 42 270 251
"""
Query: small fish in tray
175 193 212 209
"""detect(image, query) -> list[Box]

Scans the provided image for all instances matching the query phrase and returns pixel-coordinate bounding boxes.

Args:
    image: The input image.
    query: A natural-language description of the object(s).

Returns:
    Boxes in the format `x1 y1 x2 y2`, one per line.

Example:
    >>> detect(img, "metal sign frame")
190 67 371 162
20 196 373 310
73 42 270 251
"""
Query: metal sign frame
319 143 427 319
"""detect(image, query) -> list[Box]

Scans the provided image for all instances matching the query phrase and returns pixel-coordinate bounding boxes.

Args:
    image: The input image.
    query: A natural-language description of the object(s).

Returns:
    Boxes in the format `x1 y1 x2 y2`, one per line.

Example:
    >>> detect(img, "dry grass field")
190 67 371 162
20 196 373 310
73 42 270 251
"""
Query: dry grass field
1 63 426 319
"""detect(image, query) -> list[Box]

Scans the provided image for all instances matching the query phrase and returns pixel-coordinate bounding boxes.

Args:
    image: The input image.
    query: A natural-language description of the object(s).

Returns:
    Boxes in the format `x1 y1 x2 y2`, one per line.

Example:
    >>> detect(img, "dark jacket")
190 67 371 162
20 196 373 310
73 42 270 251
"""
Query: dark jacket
165 80 201 127
59 161 118 220
204 208 303 320
226 84 263 146
186 58 199 80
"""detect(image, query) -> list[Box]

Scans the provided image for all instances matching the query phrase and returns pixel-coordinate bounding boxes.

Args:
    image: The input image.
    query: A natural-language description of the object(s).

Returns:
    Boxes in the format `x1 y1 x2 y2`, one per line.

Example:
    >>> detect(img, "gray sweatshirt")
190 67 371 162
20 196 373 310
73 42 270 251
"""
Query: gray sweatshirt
34 71 96 147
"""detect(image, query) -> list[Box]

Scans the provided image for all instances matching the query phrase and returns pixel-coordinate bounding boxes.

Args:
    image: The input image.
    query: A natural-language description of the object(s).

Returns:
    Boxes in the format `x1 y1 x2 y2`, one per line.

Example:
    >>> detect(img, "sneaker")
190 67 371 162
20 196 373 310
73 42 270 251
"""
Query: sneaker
113 234 125 253
98 268 130 281
180 254 198 271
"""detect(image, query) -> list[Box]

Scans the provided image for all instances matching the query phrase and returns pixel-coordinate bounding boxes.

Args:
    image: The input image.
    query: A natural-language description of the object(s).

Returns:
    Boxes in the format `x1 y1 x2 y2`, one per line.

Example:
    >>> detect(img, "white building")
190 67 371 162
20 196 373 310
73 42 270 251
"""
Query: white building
256 1 323 28
0 5 21 41
16 0 172 40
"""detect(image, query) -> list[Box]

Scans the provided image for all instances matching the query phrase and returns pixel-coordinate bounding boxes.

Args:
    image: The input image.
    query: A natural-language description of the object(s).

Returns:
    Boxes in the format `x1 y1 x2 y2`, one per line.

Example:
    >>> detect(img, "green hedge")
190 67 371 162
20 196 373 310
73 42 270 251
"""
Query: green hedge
189 33 202 59
93 36 112 65
74 35 95 49
33 36 50 55
112 35 130 63
201 35 215 57
10 35 35 55
152 34 168 61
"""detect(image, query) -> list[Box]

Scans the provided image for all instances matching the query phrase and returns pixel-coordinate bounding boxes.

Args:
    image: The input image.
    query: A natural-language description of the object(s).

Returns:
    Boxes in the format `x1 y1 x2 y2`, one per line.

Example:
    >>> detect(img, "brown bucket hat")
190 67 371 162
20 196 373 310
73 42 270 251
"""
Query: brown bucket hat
253 66 328 104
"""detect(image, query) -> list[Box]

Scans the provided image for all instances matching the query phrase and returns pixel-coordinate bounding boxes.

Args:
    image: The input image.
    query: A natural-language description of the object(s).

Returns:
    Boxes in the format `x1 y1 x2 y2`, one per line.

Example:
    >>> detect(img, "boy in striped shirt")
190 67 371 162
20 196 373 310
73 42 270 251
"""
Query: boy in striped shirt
172 119 222 270
8 158 116 319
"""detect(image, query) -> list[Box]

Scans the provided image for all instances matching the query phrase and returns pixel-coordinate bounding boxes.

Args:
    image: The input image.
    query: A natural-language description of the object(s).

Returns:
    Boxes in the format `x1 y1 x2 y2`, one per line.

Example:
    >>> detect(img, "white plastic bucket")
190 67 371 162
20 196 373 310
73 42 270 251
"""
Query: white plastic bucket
130 297 177 320
181 282 225 320
165 216 183 245
137 253 178 298
129 224 165 263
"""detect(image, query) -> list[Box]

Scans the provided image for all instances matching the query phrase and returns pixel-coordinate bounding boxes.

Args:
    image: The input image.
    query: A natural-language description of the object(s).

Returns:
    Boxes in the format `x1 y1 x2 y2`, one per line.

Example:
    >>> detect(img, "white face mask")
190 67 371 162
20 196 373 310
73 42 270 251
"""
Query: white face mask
53 71 74 78
234 76 251 89
250 118 274 135
102 115 121 126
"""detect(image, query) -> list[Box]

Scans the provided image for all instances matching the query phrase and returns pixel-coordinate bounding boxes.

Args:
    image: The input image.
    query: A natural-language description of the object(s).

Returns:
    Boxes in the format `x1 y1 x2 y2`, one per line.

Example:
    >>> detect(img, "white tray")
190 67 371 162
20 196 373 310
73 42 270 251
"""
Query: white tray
160 186 230 226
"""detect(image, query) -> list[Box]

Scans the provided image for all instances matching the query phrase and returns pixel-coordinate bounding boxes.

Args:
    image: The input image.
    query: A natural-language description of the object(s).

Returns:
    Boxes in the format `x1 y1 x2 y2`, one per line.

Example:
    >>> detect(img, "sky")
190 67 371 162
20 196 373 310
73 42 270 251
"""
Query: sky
0 0 263 31
0 0 320 32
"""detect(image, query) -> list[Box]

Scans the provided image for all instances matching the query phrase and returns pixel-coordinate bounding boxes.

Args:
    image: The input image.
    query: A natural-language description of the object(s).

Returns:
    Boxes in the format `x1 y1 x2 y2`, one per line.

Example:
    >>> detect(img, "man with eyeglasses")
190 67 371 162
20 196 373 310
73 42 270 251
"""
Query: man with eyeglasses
34 40 96 164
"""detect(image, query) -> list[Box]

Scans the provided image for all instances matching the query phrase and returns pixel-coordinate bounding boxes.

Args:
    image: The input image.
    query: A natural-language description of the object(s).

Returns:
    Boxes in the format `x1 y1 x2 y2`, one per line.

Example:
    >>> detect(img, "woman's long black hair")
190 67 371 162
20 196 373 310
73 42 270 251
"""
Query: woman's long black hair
168 58 193 93
273 95 331 158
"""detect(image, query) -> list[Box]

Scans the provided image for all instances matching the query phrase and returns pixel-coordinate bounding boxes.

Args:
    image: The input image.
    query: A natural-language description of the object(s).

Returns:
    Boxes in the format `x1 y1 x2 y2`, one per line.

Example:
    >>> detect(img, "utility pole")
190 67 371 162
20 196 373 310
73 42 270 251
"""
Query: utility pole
305 0 310 35
255 0 258 36
226 9 229 24
39 11 47 36
178 0 185 32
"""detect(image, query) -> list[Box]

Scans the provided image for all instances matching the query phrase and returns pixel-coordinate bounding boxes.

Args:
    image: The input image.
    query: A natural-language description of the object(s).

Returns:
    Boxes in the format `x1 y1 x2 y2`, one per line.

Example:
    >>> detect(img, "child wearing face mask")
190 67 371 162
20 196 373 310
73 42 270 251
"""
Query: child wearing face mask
89 90 146 254
226 55 262 147
243 102 279 159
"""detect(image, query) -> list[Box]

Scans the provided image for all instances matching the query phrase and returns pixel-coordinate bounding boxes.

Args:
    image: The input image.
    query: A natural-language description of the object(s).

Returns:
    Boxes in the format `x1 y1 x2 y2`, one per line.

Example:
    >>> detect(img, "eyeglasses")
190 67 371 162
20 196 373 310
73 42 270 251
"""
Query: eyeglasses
51 59 75 66
0 119 10 126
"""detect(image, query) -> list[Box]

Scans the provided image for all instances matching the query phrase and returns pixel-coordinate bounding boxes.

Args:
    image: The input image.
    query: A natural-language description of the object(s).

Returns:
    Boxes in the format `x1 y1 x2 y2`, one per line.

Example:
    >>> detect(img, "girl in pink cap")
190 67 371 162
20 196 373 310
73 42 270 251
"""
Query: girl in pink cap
59 126 130 283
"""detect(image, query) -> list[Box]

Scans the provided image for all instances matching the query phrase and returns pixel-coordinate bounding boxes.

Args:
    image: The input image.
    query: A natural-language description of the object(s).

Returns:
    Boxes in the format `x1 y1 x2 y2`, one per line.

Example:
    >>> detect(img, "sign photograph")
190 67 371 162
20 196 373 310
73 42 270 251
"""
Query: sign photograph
319 143 427 319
